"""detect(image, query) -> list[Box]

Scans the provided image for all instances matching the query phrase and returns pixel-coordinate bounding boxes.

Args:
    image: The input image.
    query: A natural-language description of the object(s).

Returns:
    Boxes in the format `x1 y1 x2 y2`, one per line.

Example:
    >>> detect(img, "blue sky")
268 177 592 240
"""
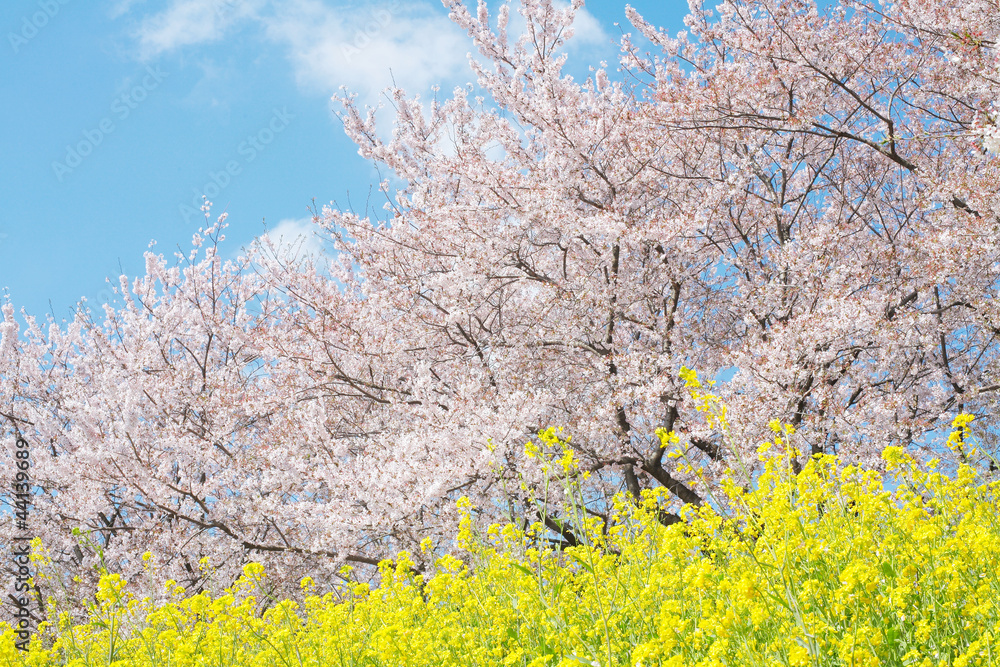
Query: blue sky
1 0 690 321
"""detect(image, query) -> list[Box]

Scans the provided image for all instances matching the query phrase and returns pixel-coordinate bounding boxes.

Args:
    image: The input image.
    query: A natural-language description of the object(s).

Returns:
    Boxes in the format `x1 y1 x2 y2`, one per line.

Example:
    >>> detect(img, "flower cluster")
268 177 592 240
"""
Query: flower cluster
2 412 996 667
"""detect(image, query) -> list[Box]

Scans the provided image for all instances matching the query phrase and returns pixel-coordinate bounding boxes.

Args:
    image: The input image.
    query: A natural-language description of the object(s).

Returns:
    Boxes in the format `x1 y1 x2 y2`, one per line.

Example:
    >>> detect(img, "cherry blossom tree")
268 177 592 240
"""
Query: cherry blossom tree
3 0 1000 604
302 0 1000 518
1 228 350 603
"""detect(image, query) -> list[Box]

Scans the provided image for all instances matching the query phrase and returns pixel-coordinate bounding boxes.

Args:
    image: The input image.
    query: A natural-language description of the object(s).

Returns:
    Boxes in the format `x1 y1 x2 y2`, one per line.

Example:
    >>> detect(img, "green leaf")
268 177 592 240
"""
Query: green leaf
566 550 594 574
511 563 534 578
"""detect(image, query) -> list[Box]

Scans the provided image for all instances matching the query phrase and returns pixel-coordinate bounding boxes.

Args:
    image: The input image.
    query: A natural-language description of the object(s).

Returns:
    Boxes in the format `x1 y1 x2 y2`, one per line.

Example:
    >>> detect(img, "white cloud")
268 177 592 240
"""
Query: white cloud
260 217 328 260
122 0 609 102
108 0 146 20
261 0 471 102
561 3 609 48
131 0 266 59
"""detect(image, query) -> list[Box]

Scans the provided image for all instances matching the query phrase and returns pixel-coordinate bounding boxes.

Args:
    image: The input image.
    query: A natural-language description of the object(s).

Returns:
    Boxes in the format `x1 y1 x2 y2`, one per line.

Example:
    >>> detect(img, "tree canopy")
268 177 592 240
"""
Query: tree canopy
2 0 999 598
